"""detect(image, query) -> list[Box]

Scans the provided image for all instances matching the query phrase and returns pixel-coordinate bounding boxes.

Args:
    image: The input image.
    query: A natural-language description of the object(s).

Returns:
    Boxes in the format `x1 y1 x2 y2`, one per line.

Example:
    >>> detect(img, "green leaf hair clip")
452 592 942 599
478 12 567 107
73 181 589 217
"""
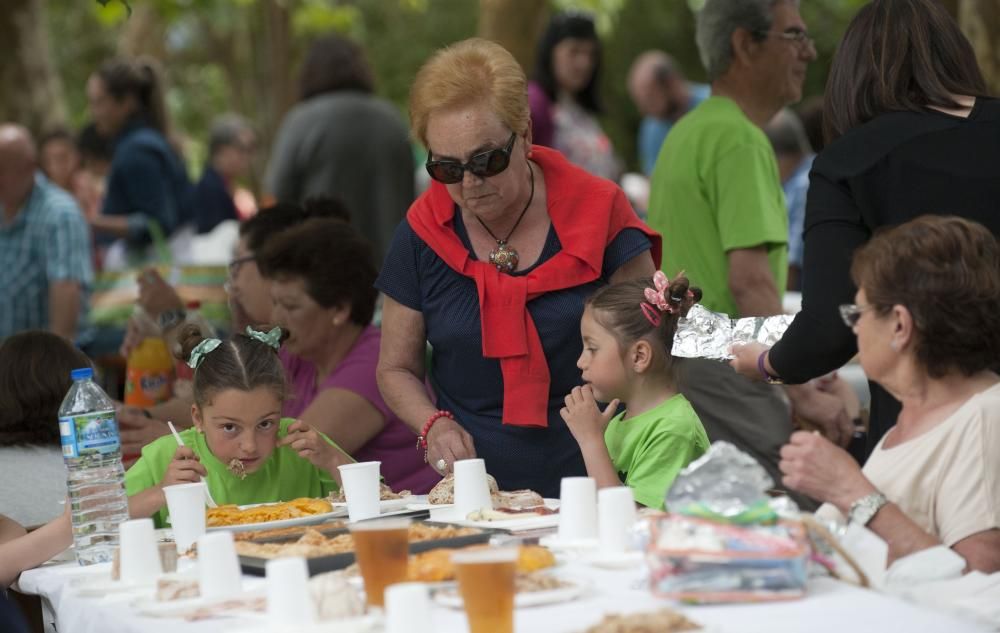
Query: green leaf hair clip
187 338 222 369
245 326 282 350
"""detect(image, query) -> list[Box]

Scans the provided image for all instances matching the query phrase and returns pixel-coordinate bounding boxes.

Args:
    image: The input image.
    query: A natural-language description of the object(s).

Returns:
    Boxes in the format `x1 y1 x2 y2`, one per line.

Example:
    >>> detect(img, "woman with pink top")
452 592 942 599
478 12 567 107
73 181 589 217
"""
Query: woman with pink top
257 217 440 493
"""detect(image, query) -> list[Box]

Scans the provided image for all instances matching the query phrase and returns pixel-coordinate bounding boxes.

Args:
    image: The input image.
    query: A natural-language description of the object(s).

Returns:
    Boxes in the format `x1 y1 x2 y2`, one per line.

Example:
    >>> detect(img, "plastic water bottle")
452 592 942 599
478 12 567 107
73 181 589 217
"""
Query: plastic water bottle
59 368 130 565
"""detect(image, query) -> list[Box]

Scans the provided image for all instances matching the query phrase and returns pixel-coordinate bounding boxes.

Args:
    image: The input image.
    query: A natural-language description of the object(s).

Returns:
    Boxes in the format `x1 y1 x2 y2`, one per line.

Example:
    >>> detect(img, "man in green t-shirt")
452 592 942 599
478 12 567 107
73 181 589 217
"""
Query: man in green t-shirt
646 0 851 501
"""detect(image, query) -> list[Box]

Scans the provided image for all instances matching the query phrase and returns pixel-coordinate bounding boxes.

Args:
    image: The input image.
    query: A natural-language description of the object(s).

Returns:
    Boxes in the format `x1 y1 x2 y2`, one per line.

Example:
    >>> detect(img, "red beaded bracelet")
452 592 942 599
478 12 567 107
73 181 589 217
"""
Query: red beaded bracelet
417 410 454 451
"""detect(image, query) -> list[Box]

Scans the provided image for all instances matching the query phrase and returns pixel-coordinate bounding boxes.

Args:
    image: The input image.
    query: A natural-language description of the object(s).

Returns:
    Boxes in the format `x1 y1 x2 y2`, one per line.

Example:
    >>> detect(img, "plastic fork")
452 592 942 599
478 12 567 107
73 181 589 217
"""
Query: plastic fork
166 421 218 508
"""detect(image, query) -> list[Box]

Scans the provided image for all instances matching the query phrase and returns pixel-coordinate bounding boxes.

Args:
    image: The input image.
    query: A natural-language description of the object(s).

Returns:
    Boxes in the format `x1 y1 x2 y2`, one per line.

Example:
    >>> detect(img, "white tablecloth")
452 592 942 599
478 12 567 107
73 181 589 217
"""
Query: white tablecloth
16 558 990 633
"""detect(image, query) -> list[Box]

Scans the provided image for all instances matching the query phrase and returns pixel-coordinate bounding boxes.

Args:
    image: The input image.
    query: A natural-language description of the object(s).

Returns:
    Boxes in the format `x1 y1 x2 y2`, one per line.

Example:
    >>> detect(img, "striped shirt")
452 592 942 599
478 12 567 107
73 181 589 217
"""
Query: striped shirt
0 173 92 340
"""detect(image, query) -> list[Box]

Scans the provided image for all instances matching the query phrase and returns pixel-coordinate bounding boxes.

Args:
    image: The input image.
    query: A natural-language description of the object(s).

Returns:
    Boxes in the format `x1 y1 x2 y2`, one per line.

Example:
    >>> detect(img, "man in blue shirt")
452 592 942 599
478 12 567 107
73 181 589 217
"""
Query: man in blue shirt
627 50 710 175
764 108 815 292
0 125 93 341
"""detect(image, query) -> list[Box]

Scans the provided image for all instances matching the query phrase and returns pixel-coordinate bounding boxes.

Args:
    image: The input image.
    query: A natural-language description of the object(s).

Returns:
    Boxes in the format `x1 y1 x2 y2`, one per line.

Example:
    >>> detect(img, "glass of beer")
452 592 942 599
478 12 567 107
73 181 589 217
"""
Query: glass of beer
452 548 518 633
349 518 411 607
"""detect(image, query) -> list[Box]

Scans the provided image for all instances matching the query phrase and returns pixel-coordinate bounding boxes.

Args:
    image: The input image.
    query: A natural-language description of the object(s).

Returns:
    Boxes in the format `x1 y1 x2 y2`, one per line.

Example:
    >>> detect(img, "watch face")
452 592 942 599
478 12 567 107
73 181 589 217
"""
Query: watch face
159 310 185 329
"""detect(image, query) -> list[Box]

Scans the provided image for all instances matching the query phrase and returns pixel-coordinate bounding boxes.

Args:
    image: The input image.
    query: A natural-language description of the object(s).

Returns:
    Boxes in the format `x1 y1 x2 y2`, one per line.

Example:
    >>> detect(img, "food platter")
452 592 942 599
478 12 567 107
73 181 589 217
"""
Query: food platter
237 522 498 576
204 503 345 534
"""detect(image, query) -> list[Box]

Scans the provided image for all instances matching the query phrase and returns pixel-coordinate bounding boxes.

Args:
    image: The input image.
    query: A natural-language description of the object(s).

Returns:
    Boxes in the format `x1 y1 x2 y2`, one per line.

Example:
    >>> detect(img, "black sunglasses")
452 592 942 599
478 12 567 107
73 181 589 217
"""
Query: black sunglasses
425 132 517 184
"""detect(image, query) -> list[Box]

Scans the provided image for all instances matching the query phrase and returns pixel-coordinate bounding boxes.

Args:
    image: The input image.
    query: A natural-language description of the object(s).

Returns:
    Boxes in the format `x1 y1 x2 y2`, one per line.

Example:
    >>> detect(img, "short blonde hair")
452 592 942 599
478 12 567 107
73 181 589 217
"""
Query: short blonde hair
409 38 529 148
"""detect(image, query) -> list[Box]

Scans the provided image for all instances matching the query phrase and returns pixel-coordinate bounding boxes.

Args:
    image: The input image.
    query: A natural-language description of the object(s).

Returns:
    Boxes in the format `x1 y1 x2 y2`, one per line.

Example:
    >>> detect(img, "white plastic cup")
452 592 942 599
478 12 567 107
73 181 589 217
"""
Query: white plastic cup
265 557 316 625
337 461 381 522
453 458 493 517
598 486 637 554
558 477 598 541
118 518 162 585
163 481 207 554
197 531 242 601
385 582 432 633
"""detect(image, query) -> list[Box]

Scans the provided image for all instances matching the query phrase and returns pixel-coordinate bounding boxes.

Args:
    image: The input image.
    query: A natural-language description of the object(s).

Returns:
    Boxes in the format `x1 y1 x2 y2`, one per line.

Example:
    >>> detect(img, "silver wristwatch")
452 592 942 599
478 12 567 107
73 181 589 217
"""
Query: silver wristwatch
157 308 187 332
847 492 888 526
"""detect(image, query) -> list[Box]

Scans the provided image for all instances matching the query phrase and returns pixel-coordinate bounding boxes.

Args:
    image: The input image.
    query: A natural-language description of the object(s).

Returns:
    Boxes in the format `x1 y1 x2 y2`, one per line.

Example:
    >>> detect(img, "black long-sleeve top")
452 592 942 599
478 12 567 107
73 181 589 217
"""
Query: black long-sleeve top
769 98 1000 450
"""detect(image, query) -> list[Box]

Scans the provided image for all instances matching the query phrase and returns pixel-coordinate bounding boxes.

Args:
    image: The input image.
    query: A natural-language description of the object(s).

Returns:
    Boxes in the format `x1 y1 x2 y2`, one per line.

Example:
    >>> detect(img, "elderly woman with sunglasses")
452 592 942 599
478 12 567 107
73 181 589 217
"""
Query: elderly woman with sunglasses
376 38 659 497
777 216 1000 573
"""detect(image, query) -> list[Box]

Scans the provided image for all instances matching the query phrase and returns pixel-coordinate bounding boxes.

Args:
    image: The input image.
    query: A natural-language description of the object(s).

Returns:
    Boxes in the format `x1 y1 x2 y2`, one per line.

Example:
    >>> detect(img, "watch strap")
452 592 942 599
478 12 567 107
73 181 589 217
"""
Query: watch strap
847 491 888 526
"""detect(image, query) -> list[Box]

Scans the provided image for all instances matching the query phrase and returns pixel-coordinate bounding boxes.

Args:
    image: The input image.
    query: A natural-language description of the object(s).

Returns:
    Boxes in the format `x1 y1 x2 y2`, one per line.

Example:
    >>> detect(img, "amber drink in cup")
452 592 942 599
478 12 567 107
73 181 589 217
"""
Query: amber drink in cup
349 518 410 607
453 548 518 633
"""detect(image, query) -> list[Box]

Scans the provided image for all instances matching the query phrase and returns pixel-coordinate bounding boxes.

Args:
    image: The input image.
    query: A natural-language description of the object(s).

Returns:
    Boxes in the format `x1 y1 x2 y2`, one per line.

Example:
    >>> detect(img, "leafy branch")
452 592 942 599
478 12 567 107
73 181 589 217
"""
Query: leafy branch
96 0 132 17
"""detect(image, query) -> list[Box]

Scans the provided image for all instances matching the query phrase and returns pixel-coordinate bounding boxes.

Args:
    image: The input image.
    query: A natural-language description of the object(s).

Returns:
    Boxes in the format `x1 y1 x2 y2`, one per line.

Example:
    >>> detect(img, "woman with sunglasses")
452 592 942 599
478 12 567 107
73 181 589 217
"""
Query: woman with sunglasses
376 38 659 497
729 0 1000 456
777 216 1000 573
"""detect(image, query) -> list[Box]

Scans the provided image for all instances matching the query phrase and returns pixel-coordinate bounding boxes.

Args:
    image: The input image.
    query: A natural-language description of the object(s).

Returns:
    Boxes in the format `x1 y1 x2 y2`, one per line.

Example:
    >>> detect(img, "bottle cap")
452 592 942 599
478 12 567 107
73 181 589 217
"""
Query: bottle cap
70 367 94 381
186 300 201 310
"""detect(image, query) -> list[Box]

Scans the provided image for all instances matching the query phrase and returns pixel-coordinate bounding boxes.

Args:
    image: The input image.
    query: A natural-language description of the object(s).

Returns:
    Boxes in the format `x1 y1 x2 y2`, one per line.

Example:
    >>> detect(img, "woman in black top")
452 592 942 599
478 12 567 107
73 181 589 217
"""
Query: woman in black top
731 0 998 453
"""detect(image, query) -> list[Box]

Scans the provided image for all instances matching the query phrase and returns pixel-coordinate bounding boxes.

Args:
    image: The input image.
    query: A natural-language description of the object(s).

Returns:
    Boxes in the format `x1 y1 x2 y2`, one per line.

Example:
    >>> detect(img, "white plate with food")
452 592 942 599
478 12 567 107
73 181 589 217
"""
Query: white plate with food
427 500 561 532
434 575 586 609
330 496 418 513
204 498 343 533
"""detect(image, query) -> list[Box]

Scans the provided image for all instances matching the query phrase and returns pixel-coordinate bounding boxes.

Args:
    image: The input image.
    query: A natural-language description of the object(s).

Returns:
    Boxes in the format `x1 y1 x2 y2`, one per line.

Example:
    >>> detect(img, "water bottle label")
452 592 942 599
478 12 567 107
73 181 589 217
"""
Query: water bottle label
59 412 120 458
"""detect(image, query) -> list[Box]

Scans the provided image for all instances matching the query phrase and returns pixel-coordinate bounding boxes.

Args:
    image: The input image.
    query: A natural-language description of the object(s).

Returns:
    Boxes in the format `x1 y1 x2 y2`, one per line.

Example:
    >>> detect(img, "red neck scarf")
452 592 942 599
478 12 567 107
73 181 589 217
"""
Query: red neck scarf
407 146 662 427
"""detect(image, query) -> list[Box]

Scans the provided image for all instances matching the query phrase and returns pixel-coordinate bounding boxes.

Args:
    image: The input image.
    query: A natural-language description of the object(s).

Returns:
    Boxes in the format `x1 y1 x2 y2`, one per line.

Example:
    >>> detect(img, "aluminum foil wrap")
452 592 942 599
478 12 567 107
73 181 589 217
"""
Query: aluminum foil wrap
665 441 777 520
672 304 795 360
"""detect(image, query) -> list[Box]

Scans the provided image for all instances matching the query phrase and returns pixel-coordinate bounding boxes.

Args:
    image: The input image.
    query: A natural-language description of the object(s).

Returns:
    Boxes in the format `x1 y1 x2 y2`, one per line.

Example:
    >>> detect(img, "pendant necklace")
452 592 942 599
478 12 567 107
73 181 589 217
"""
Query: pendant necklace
475 162 535 274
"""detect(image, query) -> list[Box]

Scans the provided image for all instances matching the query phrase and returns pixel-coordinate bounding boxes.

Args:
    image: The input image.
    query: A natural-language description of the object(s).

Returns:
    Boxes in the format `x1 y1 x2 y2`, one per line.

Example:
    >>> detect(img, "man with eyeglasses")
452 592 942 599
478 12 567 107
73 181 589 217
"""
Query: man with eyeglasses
645 0 853 504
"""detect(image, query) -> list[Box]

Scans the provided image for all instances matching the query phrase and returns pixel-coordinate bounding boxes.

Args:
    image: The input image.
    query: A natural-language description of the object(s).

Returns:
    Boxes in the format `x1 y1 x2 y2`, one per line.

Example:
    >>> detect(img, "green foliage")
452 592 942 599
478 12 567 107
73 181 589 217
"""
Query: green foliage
63 0 865 179
95 0 131 17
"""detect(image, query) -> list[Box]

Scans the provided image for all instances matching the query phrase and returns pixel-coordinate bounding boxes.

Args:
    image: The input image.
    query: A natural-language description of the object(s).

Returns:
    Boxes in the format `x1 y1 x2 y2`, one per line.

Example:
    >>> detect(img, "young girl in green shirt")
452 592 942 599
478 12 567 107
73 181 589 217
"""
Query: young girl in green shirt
561 272 710 509
126 326 353 527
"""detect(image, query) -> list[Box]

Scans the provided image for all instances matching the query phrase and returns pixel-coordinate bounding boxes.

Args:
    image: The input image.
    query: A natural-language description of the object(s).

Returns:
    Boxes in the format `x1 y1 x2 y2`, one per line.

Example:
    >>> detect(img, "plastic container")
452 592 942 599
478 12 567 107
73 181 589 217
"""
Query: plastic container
59 368 130 565
125 337 174 407
645 513 809 603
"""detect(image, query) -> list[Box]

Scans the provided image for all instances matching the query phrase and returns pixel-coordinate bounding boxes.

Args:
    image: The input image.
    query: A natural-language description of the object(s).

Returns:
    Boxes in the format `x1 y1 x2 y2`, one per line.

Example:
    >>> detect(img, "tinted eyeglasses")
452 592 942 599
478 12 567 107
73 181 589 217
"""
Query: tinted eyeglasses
228 254 256 278
756 28 815 50
839 303 875 328
425 132 517 184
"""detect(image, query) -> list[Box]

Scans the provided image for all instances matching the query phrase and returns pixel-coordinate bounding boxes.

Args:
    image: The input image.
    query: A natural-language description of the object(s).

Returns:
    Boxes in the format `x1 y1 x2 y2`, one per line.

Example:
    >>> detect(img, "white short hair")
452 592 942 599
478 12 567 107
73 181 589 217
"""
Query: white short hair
695 0 799 80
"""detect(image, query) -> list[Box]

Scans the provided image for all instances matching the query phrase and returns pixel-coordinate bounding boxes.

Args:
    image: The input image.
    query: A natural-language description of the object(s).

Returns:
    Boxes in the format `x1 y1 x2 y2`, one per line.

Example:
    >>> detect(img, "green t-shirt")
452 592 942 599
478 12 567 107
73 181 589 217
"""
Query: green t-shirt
604 394 709 510
647 96 788 317
125 418 343 528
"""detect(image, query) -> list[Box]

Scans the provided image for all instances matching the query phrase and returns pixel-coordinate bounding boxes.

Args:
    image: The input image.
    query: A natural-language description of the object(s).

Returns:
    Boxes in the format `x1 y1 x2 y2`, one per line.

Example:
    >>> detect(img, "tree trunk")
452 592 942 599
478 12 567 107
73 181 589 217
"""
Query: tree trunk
0 0 67 137
117 3 167 59
959 0 1000 95
477 0 549 73
246 0 299 194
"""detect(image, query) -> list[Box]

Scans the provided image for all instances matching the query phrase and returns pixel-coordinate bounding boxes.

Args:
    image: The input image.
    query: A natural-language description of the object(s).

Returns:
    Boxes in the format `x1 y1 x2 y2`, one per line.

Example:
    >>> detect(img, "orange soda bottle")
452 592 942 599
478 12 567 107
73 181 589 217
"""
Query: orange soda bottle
124 337 175 407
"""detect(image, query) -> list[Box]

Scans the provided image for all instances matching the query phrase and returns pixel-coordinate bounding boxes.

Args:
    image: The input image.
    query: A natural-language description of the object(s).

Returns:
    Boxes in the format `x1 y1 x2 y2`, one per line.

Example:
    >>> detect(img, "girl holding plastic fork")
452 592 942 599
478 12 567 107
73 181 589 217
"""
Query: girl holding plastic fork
125 325 353 527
